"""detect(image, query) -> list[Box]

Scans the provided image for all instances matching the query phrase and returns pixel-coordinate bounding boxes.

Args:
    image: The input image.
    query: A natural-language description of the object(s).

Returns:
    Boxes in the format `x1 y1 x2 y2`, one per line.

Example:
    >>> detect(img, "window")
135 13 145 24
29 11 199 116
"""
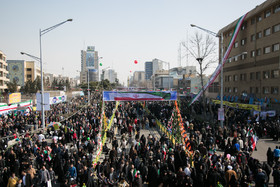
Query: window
256 72 261 80
241 38 247 46
264 28 271 36
274 4 280 13
256 87 260 94
0 63 2 68
257 48 261 56
263 71 270 79
233 87 238 93
257 15 262 22
225 87 228 93
250 72 254 80
264 10 271 18
233 56 238 62
228 87 232 93
272 70 279 78
257 32 262 39
271 87 279 94
273 43 280 52
250 87 254 94
251 50 255 57
27 75 32 79
264 46 271 54
241 22 247 30
273 24 280 33
0 72 2 77
228 57 232 63
251 18 256 25
240 73 246 81
234 42 238 48
228 75 232 82
225 76 228 82
251 34 256 41
241 54 247 60
26 68 32 71
234 75 238 81
263 87 270 94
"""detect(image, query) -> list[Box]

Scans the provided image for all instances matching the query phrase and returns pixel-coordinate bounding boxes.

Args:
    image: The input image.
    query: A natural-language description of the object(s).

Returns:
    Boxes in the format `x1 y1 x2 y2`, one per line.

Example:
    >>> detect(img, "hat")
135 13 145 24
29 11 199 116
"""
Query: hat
227 165 233 170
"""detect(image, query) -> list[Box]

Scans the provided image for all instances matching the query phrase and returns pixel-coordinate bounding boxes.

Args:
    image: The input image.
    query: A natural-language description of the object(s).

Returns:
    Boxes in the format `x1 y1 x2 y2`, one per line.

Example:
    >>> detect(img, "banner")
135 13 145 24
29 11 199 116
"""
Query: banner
8 93 21 104
213 100 261 111
189 13 248 106
0 100 32 115
253 110 276 119
49 95 67 104
103 91 177 101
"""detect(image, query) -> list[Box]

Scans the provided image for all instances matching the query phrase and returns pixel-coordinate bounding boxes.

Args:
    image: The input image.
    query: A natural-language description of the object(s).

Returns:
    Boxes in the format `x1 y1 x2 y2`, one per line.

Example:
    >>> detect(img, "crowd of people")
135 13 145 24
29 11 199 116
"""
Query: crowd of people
0 92 279 187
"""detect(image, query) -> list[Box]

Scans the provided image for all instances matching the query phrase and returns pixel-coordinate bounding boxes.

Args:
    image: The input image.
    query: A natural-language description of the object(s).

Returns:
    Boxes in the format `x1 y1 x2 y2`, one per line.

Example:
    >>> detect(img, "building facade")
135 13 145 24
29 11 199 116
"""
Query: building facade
80 46 99 83
25 61 40 82
0 51 9 92
219 0 280 102
7 60 25 87
7 60 41 87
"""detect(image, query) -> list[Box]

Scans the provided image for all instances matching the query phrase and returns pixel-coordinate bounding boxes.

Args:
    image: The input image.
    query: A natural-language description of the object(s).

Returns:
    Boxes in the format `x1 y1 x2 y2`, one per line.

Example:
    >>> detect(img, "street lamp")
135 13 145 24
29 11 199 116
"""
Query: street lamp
190 24 224 128
39 19 72 129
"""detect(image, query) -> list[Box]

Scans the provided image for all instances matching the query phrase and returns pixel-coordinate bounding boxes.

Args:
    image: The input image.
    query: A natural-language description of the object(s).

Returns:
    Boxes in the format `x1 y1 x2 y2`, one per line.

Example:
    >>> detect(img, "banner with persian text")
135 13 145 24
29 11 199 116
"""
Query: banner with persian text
212 100 261 111
103 91 177 101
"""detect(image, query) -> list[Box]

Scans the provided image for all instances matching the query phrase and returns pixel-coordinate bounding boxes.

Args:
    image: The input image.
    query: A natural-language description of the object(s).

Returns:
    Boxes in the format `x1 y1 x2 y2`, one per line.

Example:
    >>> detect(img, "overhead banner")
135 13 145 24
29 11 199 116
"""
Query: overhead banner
8 93 21 104
213 100 261 111
103 91 177 101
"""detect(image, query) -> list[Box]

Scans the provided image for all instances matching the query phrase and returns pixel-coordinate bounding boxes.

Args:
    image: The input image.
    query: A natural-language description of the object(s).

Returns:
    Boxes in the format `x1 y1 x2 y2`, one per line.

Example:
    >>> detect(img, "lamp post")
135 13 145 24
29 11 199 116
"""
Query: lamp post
39 19 72 129
190 24 224 128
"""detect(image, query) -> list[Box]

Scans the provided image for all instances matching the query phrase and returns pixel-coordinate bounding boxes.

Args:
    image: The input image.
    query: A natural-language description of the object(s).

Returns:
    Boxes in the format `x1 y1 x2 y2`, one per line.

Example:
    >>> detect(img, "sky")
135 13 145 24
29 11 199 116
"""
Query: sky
0 0 266 85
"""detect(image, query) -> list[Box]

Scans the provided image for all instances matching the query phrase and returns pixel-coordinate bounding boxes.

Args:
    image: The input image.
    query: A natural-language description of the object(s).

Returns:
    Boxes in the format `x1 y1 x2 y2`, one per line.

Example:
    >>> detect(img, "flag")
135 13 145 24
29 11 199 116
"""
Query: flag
246 128 253 137
48 155 52 161
133 169 138 177
251 134 258 151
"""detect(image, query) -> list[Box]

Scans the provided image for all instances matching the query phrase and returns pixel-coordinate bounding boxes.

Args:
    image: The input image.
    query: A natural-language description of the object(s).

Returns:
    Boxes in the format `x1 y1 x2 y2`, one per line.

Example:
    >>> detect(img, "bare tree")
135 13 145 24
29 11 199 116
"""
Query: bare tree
183 32 217 115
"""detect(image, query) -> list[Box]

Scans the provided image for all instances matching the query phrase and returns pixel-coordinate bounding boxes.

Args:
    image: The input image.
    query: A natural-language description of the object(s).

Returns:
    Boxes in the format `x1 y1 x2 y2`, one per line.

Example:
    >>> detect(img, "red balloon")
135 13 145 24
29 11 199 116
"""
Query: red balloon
134 60 138 64
130 70 132 73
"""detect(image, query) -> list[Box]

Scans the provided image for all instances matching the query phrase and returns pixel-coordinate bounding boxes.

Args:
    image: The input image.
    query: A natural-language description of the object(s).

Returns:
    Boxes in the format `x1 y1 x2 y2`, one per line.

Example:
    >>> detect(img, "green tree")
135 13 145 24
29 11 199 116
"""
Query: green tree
6 80 18 93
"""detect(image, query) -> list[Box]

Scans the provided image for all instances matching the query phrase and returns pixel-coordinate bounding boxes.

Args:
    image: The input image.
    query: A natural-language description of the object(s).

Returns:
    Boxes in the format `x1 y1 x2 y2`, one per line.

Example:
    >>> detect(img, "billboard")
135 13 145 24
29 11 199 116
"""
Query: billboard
8 93 21 104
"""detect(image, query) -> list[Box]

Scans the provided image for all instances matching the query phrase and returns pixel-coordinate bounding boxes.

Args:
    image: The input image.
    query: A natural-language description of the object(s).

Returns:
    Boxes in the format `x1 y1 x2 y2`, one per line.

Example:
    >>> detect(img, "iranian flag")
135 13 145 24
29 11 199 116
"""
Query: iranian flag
246 128 253 137
103 91 177 101
251 134 258 151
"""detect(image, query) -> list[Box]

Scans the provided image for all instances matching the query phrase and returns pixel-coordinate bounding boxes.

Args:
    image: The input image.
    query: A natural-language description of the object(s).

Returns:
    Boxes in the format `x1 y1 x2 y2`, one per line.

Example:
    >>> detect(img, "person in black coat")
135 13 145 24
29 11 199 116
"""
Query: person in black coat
207 167 223 187
272 165 280 187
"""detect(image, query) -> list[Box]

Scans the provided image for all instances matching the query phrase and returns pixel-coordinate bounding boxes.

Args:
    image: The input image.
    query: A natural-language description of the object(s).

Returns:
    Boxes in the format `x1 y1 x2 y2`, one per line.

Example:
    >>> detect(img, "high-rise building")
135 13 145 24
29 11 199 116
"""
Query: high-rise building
103 69 117 83
218 0 280 102
80 46 99 83
0 51 9 92
152 58 164 75
145 59 168 80
145 61 153 80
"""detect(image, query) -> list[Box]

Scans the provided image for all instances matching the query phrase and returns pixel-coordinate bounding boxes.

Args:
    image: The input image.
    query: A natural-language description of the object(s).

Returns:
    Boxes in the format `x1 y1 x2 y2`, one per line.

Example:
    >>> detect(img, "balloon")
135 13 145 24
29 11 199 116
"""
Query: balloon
134 60 138 64
99 63 102 66
130 71 132 73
